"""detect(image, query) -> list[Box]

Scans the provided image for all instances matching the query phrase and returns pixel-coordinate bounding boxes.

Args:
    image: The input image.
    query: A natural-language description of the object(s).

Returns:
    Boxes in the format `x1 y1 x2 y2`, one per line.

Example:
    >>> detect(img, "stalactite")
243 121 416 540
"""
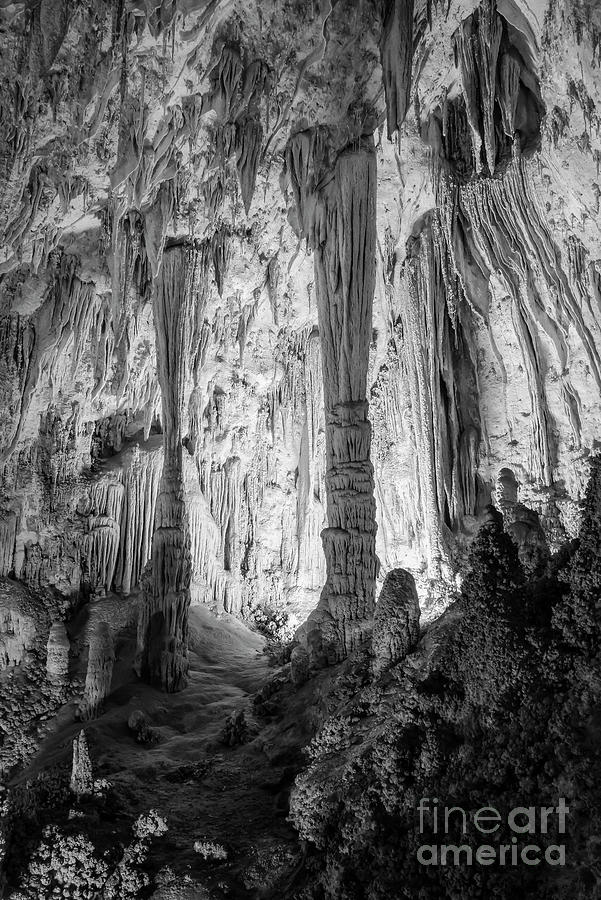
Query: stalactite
84 516 121 596
186 469 223 608
114 445 163 596
211 226 232 298
400 214 481 577
206 44 243 120
379 0 415 138
235 114 263 215
202 171 225 222
0 512 17 577
265 324 326 600
458 158 601 481
476 0 502 175
136 243 197 692
451 0 544 175
454 14 484 173
143 181 178 279
35 405 89 521
285 126 331 241
499 53 521 138
236 290 261 364
266 255 281 325
200 457 242 585
137 0 177 39
83 481 125 595
0 253 110 467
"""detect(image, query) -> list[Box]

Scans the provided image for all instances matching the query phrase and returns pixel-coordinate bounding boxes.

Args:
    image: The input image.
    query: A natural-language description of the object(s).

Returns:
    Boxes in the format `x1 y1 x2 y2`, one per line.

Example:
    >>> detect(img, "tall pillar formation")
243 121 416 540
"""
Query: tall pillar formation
300 136 380 663
135 243 195 691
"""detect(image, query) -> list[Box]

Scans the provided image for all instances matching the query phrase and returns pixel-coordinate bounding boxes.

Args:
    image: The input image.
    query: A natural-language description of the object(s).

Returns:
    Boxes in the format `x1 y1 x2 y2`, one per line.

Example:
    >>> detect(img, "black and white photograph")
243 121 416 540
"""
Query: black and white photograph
0 0 600 897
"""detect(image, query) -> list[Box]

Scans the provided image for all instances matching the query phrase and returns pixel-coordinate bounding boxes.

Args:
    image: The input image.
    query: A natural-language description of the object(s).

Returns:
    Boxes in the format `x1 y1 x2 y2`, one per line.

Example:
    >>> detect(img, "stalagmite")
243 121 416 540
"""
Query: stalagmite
136 244 197 692
70 730 93 797
297 135 380 663
372 568 420 674
77 621 115 721
290 645 310 685
495 468 550 575
46 620 70 684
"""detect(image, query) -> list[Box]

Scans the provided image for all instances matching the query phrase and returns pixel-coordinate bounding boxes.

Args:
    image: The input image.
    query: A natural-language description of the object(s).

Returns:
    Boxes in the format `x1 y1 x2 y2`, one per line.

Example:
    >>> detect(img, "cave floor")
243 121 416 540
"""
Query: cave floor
13 604 308 898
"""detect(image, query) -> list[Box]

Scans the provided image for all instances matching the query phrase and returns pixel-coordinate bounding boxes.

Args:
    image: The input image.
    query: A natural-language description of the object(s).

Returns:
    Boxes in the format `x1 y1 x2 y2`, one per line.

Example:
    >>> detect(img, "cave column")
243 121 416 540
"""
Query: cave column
305 136 379 663
135 243 194 692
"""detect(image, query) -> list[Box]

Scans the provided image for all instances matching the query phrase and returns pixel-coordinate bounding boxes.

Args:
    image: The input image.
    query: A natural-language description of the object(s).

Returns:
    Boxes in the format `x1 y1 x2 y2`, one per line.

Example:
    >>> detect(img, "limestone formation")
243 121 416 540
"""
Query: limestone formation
77 621 115 721
291 135 380 664
0 0 597 699
70 729 93 797
0 605 36 669
495 468 550 575
0 0 600 896
135 244 196 692
380 0 414 138
0 0 596 632
0 582 45 669
290 645 310 686
221 709 248 747
372 568 420 674
45 621 70 683
0 513 17 577
128 709 157 744
401 219 481 577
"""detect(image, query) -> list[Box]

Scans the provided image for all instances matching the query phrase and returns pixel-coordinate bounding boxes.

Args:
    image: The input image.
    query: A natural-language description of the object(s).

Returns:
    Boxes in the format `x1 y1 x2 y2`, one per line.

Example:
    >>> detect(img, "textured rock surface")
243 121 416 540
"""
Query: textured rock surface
0 0 598 641
135 244 195 690
372 567 421 673
70 729 93 797
78 619 115 720
287 456 601 899
0 579 49 668
45 620 70 683
296 135 381 663
1 0 601 896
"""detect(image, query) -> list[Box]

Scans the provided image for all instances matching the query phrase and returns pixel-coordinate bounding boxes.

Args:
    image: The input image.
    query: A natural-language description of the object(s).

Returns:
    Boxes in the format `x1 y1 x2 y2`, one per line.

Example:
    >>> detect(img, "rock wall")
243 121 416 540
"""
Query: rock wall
0 0 599 642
